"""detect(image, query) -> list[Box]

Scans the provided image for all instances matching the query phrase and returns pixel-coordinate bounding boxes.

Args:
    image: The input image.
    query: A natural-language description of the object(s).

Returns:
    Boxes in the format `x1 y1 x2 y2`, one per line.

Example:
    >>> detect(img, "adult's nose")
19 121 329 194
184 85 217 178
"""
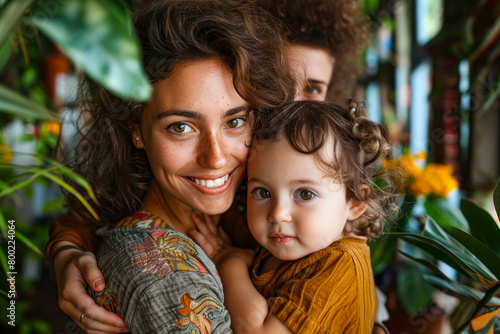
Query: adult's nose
268 199 292 224
197 131 229 169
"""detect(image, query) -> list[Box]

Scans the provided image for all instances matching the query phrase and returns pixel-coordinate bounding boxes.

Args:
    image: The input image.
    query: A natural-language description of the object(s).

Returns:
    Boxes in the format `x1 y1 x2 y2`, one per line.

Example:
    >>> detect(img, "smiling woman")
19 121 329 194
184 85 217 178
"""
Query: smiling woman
48 0 294 332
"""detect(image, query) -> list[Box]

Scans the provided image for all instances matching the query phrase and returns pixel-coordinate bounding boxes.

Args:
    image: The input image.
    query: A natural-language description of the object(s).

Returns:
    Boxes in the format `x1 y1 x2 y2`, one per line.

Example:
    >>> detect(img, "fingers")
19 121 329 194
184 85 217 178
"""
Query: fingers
75 252 105 291
204 214 218 235
191 213 211 237
79 302 130 333
188 229 217 257
57 252 129 333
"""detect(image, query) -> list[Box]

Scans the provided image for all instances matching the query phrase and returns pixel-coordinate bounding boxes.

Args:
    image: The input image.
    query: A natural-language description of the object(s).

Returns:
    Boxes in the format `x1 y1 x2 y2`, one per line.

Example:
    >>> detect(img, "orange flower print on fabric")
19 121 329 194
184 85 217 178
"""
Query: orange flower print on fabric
130 230 208 276
153 232 208 274
90 278 120 313
175 293 225 334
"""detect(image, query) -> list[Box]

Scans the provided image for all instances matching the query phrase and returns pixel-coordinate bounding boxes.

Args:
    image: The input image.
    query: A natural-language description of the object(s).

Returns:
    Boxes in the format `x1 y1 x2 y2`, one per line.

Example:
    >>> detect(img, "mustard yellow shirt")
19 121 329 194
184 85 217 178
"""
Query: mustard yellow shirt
251 238 377 333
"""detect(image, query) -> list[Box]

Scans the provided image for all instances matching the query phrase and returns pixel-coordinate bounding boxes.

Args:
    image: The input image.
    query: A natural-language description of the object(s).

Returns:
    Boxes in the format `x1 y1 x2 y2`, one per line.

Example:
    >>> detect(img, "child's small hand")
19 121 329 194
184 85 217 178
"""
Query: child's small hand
189 213 254 267
188 212 229 259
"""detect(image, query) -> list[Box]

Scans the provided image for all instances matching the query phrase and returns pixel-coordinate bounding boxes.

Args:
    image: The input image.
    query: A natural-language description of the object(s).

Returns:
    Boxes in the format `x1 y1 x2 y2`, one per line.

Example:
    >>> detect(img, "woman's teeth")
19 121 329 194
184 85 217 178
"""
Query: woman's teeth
191 174 229 188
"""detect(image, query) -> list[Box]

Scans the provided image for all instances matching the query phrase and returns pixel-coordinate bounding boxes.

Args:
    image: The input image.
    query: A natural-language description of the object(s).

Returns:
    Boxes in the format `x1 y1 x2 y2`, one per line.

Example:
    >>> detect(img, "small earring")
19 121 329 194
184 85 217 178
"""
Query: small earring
135 137 139 142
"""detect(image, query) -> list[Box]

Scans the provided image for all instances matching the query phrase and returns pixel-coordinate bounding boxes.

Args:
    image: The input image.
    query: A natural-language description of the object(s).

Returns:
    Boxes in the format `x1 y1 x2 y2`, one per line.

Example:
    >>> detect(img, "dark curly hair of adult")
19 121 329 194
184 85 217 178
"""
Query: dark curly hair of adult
59 0 295 226
253 100 404 238
254 0 369 100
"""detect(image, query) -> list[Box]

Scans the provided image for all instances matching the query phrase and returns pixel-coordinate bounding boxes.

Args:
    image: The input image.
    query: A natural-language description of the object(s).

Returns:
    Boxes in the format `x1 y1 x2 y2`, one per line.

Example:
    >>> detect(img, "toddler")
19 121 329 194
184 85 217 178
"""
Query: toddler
190 100 401 333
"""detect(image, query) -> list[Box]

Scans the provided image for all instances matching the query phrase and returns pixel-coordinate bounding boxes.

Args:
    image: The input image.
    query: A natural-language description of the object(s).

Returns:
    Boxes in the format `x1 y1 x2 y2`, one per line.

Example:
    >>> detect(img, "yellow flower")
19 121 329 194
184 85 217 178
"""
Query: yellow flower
43 120 61 136
0 145 12 163
409 162 458 197
387 152 458 198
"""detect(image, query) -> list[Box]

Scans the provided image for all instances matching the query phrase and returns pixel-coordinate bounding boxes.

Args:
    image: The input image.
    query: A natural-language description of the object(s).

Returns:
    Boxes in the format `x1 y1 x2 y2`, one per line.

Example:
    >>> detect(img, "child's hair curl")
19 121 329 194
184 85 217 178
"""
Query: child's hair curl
254 100 404 237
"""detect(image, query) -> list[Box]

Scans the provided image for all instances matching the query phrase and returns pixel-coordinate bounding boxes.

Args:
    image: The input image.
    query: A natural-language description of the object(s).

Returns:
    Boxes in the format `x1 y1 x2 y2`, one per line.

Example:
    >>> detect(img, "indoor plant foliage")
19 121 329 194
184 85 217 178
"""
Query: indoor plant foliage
0 0 151 331
394 177 500 333
371 152 463 315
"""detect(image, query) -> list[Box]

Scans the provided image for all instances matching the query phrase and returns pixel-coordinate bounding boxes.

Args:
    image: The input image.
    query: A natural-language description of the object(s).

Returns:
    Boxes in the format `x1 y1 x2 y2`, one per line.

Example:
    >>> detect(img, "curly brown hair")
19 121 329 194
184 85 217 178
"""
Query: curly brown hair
60 0 295 226
254 0 369 100
253 100 403 237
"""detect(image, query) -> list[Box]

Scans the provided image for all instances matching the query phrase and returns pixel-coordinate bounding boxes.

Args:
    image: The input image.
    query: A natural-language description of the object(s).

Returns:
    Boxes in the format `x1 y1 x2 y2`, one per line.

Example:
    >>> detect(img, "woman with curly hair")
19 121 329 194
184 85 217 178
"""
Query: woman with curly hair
255 0 369 101
47 0 293 332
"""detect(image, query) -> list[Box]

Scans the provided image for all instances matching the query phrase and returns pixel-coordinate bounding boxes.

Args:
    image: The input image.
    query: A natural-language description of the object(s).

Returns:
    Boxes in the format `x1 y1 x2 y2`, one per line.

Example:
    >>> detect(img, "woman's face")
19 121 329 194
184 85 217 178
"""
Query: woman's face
134 59 252 215
286 44 335 101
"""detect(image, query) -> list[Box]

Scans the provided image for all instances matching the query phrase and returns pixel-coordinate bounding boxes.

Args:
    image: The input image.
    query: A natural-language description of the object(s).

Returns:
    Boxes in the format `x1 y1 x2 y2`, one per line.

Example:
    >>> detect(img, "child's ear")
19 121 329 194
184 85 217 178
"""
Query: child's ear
130 124 144 149
347 185 369 221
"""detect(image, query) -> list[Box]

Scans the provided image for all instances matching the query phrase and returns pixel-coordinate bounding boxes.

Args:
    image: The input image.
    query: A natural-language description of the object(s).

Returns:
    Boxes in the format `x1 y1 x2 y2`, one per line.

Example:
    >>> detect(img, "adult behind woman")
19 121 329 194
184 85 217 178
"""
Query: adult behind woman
49 0 294 332
254 0 368 101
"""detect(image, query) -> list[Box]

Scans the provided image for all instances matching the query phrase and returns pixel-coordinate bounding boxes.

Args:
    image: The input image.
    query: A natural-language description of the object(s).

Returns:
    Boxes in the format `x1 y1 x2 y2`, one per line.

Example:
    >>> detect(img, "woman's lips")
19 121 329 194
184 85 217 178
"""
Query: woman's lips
185 170 235 195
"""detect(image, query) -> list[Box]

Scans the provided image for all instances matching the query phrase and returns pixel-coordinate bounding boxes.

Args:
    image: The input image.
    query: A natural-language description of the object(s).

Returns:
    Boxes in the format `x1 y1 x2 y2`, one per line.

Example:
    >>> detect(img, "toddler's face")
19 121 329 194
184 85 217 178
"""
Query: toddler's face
247 139 359 261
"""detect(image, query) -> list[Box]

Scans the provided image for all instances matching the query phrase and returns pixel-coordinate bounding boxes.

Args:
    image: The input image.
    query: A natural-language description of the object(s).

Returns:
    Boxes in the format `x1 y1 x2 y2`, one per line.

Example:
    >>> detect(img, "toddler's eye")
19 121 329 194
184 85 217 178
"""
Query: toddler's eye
295 189 314 201
227 118 245 129
252 188 271 199
168 122 193 134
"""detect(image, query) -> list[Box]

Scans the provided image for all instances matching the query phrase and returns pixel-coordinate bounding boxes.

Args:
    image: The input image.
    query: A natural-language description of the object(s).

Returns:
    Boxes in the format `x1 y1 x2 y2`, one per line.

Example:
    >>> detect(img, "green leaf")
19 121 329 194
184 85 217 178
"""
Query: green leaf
461 198 500 256
0 245 8 277
0 208 7 236
43 157 97 201
30 0 152 101
392 219 498 286
0 34 12 72
15 230 43 257
424 196 469 230
398 249 450 281
447 227 500 280
493 177 500 222
370 234 398 275
0 0 34 46
423 275 500 306
396 257 434 314
39 170 99 220
0 84 56 120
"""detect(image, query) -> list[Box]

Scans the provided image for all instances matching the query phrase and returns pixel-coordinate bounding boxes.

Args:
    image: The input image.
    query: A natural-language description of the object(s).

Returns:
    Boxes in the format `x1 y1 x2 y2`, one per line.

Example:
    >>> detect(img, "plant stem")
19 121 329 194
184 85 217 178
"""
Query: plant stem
454 282 500 333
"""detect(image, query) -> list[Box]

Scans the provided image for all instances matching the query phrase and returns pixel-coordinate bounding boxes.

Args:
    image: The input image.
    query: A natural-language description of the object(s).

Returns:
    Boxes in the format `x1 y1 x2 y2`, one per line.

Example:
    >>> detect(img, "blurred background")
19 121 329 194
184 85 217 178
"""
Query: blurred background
0 0 498 333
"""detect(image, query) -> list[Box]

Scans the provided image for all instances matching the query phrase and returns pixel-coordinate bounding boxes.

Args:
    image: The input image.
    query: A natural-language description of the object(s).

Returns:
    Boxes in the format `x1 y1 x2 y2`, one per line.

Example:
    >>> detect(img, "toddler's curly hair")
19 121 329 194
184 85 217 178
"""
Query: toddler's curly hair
254 100 404 237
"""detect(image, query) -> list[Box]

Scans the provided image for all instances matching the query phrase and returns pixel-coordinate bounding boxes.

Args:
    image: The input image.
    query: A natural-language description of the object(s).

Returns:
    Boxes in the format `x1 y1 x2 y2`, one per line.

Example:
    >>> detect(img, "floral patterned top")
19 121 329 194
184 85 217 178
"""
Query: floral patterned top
88 212 232 333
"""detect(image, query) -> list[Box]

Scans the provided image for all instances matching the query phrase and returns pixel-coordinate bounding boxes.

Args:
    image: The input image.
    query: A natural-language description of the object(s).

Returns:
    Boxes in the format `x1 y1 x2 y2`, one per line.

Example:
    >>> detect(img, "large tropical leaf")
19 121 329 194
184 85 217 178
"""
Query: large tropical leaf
392 219 498 286
471 307 500 334
0 0 34 46
30 0 152 101
424 196 469 230
423 275 482 305
446 227 500 280
370 234 398 275
396 256 434 314
0 84 56 120
461 197 500 256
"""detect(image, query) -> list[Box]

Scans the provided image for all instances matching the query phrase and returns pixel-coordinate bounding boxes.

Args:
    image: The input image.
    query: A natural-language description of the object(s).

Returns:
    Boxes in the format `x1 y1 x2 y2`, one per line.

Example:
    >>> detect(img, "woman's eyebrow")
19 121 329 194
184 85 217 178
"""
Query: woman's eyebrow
156 105 248 120
223 106 248 118
156 109 203 120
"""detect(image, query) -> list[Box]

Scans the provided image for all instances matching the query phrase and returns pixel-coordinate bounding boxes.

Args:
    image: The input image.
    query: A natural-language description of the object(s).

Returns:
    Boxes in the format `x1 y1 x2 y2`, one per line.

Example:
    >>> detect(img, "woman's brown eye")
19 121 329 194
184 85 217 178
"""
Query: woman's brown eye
227 118 244 128
173 123 186 132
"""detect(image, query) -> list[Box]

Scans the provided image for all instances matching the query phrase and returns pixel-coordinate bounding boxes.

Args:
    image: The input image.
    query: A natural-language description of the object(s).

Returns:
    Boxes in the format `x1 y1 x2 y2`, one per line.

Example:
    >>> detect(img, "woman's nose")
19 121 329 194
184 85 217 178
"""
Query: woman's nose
268 200 292 224
197 131 229 169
